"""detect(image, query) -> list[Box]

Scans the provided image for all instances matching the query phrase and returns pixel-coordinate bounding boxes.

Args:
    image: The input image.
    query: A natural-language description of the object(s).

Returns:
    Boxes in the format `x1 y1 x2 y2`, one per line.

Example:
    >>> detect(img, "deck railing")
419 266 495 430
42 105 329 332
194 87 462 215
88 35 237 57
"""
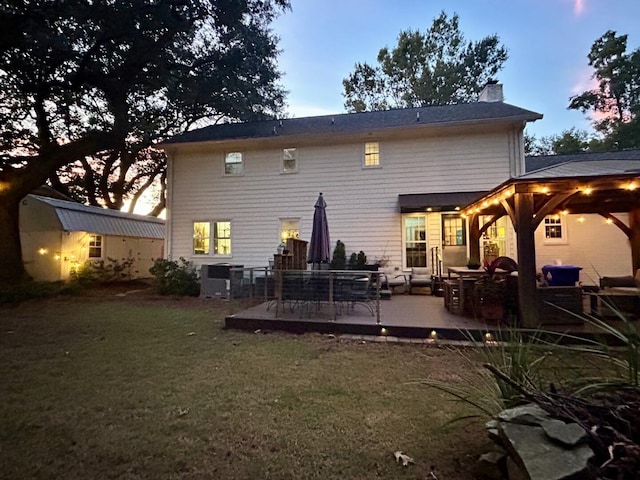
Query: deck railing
228 267 382 323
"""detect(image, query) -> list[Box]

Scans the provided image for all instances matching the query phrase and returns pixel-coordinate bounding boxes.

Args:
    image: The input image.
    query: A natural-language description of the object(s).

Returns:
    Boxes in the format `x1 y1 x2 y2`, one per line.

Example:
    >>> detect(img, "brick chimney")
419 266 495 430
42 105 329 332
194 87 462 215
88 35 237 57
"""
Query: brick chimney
478 80 503 102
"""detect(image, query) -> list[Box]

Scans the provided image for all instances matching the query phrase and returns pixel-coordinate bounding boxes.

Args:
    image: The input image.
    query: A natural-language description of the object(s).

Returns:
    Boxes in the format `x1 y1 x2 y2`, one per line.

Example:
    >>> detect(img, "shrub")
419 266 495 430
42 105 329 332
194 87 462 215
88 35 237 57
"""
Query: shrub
149 258 200 296
331 240 346 270
70 257 136 286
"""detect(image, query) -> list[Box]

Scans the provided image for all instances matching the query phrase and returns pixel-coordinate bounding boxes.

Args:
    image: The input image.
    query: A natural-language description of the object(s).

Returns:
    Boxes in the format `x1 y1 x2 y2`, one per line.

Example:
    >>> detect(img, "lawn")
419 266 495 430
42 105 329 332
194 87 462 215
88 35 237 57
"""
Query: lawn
0 288 494 479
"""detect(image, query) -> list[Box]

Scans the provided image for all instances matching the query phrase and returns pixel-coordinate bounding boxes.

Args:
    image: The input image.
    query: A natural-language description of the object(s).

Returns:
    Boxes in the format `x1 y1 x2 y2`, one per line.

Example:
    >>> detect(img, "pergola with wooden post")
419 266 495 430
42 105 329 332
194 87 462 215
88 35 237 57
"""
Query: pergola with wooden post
461 160 640 328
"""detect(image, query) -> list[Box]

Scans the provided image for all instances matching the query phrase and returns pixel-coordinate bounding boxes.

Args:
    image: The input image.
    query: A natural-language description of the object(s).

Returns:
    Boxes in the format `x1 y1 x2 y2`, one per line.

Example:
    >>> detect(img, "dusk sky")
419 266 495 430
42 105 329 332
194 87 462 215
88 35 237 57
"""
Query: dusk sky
272 0 640 139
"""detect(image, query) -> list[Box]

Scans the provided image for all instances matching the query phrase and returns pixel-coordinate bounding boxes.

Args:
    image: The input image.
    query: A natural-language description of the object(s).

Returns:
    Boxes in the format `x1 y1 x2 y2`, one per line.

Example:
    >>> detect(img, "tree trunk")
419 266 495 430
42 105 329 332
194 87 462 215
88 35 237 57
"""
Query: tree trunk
0 197 28 285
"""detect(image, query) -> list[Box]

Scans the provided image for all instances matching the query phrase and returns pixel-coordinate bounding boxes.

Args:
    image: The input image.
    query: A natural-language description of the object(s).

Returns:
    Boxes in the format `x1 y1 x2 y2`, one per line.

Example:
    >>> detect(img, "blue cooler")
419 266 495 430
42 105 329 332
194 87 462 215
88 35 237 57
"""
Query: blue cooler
542 265 582 286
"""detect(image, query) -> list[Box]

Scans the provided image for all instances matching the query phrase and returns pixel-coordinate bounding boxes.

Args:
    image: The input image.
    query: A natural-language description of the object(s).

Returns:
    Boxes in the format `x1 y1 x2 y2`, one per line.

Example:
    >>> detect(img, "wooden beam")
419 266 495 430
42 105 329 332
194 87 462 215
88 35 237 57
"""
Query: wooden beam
479 214 504 237
630 208 640 274
597 211 632 238
514 193 539 328
500 197 517 228
468 213 481 262
531 191 579 229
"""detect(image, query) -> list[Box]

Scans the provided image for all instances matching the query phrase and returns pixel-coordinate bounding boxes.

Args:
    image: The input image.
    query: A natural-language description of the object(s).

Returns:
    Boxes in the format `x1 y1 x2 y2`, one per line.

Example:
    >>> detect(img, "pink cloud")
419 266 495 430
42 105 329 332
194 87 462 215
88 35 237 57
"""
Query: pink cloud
574 0 585 16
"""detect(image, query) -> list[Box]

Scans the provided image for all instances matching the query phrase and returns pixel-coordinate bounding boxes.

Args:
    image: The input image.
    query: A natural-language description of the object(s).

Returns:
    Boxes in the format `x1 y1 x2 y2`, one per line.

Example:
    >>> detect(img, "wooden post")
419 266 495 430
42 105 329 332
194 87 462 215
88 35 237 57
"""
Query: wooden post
514 193 539 328
468 213 481 262
630 208 640 275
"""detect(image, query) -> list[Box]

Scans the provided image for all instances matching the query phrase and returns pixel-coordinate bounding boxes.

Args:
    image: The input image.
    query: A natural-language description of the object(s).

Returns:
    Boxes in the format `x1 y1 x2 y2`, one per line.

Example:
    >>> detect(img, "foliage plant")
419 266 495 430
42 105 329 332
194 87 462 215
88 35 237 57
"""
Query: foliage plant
70 257 136 286
342 11 508 112
149 257 200 296
330 240 347 270
348 251 368 270
0 0 289 284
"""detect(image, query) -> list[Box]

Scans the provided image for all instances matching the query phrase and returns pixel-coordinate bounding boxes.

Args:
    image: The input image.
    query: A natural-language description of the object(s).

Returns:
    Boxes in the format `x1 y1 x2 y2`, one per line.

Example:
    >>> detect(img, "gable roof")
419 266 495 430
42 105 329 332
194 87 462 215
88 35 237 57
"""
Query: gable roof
525 149 640 172
162 102 542 146
518 159 640 180
29 194 165 239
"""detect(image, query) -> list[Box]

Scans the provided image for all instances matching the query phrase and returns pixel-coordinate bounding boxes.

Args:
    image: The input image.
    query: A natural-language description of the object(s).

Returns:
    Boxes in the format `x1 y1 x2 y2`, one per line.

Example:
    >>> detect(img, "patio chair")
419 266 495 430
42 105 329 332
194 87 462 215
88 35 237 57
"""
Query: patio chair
378 267 408 294
409 267 432 294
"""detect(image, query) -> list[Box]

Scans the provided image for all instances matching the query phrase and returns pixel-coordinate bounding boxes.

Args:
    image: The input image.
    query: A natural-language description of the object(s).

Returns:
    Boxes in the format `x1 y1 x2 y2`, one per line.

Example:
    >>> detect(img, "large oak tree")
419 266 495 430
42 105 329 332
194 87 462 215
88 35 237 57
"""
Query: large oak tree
342 11 508 112
0 0 288 284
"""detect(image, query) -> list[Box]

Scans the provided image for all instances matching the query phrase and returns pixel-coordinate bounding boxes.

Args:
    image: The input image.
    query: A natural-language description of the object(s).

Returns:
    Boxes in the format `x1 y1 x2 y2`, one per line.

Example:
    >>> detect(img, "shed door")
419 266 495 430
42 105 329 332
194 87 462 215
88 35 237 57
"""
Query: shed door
441 214 467 268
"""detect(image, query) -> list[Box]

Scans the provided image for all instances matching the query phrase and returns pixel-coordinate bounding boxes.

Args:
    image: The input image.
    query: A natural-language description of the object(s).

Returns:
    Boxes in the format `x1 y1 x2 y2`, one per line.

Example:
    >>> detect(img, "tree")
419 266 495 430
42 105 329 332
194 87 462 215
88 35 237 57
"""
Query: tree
569 30 640 149
342 11 508 112
0 0 289 284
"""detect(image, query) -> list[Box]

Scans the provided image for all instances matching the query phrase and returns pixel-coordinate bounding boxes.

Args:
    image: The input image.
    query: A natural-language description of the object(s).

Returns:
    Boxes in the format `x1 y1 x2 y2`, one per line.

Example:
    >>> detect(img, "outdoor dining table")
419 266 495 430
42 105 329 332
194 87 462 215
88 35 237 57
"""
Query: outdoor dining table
446 266 508 315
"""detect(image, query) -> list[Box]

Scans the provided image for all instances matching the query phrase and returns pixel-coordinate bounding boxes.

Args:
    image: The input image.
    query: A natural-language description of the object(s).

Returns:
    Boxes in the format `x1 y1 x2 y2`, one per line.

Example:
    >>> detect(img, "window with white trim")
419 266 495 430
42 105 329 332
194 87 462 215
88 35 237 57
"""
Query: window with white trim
280 218 300 242
88 234 103 258
224 152 243 175
403 215 427 268
193 222 210 255
282 148 298 173
213 221 232 255
363 142 380 167
543 215 567 243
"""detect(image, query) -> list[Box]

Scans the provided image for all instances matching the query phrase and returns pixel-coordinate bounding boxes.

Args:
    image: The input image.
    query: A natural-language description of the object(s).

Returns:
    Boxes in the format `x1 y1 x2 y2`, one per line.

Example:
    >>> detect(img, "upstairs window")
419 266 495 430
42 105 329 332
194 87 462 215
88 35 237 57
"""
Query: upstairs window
364 142 380 167
88 234 103 258
224 152 243 175
282 148 298 173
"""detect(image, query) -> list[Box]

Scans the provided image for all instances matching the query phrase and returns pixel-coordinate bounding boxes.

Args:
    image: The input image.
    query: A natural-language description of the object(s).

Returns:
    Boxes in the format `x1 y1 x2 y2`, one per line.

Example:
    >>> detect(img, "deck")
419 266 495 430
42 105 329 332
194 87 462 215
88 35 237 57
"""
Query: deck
225 292 621 344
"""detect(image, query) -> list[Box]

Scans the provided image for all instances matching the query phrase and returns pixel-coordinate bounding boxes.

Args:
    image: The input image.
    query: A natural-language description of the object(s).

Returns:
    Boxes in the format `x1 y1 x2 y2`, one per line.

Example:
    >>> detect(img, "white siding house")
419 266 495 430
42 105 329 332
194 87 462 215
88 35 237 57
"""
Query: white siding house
161 83 542 275
20 193 165 282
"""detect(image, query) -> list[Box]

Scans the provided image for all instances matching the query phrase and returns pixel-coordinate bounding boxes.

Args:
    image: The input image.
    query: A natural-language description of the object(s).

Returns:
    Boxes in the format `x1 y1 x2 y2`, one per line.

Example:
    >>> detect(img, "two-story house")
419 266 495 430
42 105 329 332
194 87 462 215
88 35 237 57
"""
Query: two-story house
160 83 542 275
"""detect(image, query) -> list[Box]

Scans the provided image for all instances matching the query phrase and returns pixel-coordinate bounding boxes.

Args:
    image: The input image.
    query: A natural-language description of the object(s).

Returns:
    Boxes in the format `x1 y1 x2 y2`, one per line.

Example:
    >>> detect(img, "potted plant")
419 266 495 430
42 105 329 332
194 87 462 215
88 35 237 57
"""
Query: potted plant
467 256 481 269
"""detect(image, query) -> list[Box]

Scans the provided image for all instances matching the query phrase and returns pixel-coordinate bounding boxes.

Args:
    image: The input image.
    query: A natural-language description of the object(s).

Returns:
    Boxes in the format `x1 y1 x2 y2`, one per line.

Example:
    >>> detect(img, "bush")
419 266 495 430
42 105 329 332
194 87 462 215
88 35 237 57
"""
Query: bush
331 240 346 270
149 258 200 296
70 257 136 286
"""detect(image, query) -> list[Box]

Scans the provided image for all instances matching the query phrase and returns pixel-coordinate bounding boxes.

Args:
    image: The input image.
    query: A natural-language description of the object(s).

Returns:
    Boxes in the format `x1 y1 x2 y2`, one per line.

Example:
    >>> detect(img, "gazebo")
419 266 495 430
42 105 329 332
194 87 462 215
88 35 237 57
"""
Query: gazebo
462 159 640 328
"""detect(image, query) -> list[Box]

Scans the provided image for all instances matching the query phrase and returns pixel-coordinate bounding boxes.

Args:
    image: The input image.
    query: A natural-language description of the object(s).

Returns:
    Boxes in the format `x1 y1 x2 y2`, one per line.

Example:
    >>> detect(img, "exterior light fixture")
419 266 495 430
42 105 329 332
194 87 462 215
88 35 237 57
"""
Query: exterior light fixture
561 210 569 216
606 218 613 225
429 330 438 340
583 186 592 195
578 216 586 223
38 248 48 255
380 327 388 336
484 332 493 342
426 207 432 212
454 206 460 211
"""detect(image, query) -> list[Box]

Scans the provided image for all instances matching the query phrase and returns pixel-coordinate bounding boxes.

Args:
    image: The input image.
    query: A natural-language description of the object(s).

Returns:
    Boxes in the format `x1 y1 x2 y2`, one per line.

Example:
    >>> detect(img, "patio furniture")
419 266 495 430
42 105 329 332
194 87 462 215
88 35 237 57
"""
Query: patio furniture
597 273 640 317
379 267 408 294
409 267 432 294
446 266 509 316
537 285 584 324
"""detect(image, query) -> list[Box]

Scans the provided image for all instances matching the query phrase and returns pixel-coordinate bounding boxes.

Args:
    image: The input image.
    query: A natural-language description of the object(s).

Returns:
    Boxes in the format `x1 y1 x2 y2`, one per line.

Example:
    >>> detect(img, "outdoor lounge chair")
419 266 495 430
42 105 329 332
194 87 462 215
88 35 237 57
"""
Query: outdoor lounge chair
378 267 408 294
409 267 432 294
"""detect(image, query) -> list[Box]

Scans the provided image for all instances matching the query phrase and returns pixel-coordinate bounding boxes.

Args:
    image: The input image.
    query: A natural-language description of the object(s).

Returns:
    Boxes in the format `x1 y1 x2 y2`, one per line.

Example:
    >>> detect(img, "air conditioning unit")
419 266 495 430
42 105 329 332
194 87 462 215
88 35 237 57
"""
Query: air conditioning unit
200 264 243 298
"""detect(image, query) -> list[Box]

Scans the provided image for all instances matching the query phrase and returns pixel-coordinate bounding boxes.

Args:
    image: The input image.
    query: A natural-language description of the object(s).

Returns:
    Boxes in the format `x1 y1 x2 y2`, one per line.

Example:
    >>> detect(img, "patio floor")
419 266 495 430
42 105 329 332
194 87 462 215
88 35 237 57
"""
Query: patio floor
225 291 620 343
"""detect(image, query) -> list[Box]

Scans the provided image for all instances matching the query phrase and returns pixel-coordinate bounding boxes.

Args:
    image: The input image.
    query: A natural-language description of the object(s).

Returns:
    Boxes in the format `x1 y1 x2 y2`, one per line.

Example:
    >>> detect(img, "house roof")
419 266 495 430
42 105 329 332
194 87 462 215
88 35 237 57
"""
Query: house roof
518 159 640 180
29 195 165 239
525 149 640 172
162 102 542 146
398 191 489 212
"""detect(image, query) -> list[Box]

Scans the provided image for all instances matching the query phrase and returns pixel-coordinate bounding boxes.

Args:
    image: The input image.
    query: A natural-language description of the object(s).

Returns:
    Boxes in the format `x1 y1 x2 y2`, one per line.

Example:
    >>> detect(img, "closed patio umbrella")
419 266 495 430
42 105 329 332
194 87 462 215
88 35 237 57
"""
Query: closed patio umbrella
307 192 331 268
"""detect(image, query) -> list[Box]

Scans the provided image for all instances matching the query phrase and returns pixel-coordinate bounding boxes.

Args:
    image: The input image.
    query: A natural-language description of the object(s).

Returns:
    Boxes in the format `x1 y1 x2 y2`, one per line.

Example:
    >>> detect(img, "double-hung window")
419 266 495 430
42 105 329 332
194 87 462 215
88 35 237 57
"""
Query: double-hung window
88 234 103 258
282 148 298 173
193 221 232 255
363 142 380 168
224 152 243 175
543 215 567 244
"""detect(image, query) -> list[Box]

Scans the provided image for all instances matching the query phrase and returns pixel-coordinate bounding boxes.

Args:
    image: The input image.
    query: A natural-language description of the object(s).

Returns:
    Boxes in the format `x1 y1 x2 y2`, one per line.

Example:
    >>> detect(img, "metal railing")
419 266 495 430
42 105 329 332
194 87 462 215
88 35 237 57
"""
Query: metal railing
228 267 382 323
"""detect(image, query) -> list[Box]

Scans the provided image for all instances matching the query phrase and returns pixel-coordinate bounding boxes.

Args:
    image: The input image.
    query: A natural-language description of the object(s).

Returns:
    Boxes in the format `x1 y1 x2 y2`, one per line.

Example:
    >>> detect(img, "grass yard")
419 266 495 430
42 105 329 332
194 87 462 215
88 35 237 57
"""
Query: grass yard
0 288 494 479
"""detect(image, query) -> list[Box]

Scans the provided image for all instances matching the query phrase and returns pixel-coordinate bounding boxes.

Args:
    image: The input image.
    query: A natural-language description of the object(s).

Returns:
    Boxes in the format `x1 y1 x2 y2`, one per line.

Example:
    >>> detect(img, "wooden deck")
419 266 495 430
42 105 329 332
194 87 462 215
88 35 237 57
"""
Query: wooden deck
225 292 622 343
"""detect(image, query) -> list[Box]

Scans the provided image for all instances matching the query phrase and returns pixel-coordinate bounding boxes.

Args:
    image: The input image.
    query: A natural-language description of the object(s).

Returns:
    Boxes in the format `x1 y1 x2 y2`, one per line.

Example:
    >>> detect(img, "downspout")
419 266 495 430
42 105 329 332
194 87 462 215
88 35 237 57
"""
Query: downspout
165 149 175 260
